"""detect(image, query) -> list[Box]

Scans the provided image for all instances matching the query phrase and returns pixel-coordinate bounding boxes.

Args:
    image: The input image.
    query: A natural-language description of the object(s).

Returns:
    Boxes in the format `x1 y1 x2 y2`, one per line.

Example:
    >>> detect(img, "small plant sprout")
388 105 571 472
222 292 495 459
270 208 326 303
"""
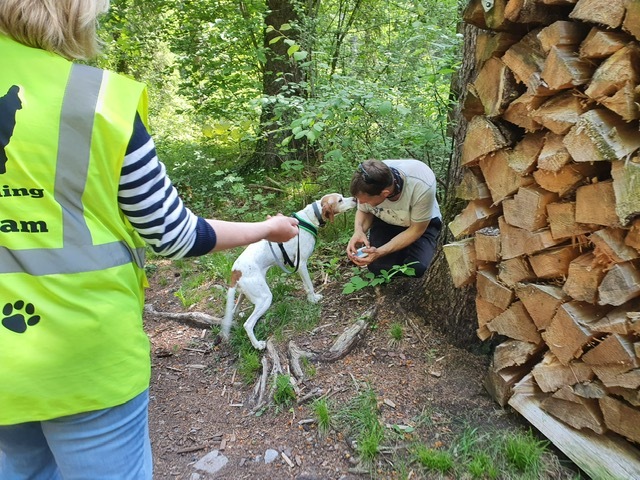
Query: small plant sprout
273 374 296 407
412 444 453 473
312 398 331 435
301 356 316 377
342 262 418 294
238 349 261 384
388 322 404 347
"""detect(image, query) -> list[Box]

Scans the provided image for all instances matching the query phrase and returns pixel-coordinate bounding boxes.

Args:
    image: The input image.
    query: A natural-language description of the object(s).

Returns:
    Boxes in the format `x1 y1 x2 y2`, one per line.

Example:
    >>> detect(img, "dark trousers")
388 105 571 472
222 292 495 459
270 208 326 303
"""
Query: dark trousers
368 217 442 278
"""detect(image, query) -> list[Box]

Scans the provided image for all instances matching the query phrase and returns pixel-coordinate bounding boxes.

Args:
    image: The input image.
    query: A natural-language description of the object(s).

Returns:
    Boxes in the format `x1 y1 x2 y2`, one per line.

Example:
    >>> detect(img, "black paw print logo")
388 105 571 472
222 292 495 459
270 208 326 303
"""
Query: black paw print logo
2 301 41 333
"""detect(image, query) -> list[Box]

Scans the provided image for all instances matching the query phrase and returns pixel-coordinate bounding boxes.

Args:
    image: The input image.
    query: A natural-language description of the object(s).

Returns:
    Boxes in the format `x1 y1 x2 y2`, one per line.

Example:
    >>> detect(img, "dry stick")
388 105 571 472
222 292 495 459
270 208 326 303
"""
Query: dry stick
175 445 206 454
247 184 286 194
402 311 431 349
297 387 324 405
144 304 220 329
315 317 372 362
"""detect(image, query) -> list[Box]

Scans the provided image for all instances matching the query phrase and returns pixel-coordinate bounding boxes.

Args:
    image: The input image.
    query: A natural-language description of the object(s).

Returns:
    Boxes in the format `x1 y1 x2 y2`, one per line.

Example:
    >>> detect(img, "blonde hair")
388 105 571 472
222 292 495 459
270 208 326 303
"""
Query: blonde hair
0 0 110 60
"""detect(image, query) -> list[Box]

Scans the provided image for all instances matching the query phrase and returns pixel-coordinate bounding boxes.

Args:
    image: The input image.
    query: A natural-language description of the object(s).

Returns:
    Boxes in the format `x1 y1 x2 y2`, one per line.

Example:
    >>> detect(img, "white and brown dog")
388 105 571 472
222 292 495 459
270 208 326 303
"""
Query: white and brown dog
222 193 356 349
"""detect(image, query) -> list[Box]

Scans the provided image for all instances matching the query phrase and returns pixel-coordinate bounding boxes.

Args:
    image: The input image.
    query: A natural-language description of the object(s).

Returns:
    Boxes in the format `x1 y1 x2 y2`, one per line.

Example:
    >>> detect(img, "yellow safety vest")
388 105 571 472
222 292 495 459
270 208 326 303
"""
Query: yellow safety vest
0 34 152 424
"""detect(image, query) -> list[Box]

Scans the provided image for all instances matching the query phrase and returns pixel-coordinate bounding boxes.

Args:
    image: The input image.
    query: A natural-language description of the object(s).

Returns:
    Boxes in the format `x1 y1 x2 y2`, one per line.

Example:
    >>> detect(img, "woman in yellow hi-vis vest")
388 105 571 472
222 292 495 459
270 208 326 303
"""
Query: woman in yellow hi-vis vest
0 1 299 478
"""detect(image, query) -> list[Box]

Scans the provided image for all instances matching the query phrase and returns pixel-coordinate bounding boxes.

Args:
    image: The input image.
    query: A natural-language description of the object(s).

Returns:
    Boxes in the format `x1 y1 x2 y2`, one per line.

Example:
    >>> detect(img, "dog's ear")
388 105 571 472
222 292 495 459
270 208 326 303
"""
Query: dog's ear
321 198 336 222
321 196 337 222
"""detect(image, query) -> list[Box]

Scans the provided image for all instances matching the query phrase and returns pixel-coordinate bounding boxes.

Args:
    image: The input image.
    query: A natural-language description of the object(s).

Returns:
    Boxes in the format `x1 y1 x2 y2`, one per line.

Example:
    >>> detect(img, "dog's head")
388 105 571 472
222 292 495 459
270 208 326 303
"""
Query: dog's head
319 193 356 223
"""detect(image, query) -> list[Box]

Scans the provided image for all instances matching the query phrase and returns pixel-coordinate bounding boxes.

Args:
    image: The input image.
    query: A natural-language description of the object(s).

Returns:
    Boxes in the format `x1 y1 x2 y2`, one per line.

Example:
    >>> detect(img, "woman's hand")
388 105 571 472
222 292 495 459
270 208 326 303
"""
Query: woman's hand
263 214 299 243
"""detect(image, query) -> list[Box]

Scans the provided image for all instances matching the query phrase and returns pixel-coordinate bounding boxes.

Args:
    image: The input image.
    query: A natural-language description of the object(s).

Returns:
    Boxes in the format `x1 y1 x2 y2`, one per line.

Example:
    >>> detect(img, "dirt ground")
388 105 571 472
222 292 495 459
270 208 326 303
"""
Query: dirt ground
144 258 582 480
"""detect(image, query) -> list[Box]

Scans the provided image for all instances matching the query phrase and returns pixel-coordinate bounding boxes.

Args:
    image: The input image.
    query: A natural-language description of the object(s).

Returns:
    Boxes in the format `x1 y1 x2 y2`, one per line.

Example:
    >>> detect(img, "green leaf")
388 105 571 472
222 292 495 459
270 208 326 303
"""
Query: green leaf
280 135 293 147
280 23 292 31
342 284 356 294
293 129 308 139
392 424 415 434
287 44 300 56
269 36 283 45
202 125 214 138
378 100 393 115
292 51 308 61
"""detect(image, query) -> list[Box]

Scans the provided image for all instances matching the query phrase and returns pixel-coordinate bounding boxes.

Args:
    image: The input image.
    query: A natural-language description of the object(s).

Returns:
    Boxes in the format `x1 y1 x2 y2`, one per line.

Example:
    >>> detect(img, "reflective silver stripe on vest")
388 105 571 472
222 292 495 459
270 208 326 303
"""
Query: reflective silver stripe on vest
1 64 145 275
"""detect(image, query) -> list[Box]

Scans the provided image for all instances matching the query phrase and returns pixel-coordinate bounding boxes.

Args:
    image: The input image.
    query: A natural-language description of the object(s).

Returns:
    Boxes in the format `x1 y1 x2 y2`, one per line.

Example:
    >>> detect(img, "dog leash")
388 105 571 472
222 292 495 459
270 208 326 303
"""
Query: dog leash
269 231 301 274
268 211 320 274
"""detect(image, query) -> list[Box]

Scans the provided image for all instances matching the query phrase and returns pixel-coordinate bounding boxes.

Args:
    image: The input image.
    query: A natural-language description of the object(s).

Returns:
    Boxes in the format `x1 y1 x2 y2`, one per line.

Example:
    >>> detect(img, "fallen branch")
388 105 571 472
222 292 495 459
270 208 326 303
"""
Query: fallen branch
247 184 286 194
246 308 375 413
144 304 220 330
297 387 325 405
315 307 377 362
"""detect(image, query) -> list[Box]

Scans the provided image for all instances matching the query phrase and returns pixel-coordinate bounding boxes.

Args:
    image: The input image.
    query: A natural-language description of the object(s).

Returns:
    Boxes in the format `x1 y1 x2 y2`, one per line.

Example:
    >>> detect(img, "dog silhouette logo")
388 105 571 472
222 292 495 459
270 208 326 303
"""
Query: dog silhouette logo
0 85 23 175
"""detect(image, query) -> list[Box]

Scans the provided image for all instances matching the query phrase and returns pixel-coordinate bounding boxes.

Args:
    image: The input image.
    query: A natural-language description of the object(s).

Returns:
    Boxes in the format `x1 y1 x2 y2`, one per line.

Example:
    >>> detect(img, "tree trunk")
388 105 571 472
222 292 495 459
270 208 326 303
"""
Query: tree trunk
250 0 314 170
402 22 482 351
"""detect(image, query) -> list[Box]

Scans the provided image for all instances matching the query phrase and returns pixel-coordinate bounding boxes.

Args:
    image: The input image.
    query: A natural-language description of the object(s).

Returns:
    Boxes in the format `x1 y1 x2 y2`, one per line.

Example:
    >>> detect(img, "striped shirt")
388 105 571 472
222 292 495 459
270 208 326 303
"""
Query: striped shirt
119 114 216 258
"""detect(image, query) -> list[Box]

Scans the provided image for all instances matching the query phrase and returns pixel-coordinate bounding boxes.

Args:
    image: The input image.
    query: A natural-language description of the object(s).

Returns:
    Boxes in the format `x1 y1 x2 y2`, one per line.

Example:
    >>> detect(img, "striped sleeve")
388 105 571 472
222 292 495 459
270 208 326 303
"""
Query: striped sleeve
118 114 216 258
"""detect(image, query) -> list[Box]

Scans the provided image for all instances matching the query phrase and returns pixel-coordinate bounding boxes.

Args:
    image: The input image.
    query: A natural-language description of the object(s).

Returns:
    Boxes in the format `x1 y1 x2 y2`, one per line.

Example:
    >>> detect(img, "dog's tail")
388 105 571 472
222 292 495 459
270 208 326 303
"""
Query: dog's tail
221 286 236 339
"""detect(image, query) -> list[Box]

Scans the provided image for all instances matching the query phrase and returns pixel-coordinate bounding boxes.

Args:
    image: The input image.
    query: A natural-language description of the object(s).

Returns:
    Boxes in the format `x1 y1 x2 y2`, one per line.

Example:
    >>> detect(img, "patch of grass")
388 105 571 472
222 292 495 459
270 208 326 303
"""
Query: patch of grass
502 428 549 475
272 374 296 406
453 426 480 457
359 427 384 463
468 452 499 479
262 294 321 341
312 398 331 435
237 348 261 384
196 250 239 281
173 287 192 308
144 262 158 277
389 322 404 341
388 321 404 348
312 255 342 281
335 386 383 465
301 356 316 377
412 405 435 429
412 444 454 473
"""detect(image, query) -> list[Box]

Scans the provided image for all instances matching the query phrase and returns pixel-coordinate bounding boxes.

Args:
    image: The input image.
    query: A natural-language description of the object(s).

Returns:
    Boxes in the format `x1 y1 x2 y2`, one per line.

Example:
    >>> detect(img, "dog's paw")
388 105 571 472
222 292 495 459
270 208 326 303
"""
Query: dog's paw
308 293 323 304
253 340 267 350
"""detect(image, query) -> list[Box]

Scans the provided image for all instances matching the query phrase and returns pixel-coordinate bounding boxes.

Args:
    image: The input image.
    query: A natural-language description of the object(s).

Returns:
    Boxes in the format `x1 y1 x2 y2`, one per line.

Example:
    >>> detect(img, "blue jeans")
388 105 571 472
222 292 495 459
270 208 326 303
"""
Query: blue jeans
0 389 152 480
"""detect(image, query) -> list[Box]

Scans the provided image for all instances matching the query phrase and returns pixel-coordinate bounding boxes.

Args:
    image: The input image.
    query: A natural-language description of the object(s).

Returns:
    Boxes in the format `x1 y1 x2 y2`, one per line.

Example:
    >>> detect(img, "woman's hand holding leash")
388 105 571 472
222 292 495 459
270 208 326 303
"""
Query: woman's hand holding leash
264 213 299 243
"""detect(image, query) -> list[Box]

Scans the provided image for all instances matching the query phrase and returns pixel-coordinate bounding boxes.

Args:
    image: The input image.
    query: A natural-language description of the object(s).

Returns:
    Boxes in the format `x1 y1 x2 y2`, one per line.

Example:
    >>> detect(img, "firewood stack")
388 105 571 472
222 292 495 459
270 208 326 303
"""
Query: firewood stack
444 0 640 475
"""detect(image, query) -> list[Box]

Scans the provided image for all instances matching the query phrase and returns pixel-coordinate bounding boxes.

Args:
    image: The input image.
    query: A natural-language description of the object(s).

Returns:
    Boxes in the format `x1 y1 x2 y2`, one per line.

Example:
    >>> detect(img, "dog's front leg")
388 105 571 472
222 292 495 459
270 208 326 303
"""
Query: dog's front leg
298 263 322 303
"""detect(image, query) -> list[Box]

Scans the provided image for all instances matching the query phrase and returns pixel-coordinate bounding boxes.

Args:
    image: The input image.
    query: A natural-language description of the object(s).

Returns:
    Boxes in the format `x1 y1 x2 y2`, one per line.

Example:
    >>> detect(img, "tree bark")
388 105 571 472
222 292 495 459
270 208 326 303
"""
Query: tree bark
250 0 314 170
402 22 482 350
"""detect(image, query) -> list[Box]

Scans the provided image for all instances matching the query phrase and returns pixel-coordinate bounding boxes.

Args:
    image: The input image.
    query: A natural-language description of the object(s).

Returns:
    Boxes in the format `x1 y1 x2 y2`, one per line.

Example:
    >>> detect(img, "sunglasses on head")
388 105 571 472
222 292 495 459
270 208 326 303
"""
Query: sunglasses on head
358 163 377 185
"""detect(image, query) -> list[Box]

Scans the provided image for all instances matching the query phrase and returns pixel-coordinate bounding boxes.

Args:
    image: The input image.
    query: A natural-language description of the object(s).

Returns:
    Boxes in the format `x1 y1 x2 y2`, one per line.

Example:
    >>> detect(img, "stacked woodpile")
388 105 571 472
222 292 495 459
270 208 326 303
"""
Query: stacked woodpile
444 0 640 477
